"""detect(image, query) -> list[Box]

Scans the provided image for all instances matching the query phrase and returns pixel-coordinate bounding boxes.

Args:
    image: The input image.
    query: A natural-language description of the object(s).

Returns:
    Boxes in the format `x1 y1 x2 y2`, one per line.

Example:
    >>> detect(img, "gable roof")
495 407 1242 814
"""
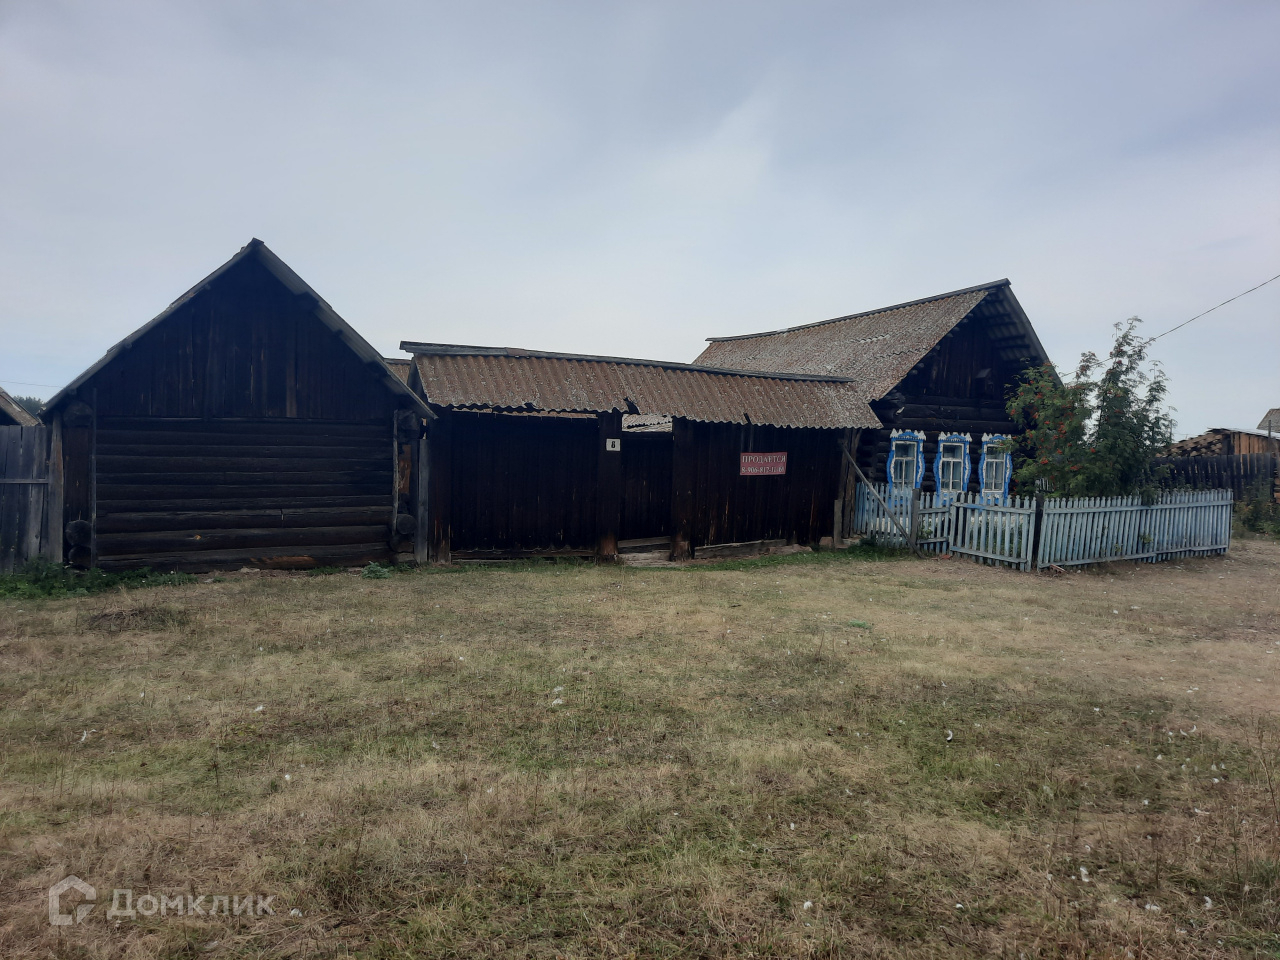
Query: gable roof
400 342 881 430
695 280 1051 400
0 385 39 426
43 239 431 419
1258 409 1280 433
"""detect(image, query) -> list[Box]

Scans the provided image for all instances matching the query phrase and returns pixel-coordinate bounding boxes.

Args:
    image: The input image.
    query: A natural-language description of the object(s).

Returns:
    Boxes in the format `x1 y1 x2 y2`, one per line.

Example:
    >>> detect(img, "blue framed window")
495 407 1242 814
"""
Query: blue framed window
887 429 924 489
979 434 1012 497
933 433 970 496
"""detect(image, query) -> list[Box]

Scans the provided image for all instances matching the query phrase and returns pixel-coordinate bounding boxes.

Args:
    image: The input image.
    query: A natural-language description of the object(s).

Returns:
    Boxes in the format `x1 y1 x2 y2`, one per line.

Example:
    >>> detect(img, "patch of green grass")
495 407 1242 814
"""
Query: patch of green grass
306 565 346 576
0 560 195 600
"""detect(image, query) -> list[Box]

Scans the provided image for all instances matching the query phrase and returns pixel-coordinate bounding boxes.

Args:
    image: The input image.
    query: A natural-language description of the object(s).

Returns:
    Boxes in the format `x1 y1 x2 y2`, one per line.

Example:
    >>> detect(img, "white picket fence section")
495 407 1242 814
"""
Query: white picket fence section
1035 488 1232 568
851 483 1233 571
950 495 1037 570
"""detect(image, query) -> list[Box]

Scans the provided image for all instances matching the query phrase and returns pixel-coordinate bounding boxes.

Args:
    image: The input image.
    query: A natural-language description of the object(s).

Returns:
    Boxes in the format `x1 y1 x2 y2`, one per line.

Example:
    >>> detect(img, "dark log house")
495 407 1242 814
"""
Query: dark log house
696 280 1053 503
40 240 432 571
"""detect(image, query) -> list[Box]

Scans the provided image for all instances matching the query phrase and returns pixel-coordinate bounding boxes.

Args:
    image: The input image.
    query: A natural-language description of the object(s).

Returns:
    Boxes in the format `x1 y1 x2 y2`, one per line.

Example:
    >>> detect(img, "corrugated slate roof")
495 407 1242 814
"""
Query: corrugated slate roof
1258 409 1280 433
384 358 413 384
696 280 1049 399
0 385 39 426
401 343 880 430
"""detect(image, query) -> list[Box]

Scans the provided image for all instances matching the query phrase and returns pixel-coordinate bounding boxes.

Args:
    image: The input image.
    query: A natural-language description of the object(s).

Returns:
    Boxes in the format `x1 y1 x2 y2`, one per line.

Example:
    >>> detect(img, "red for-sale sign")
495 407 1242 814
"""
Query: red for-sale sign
740 452 787 476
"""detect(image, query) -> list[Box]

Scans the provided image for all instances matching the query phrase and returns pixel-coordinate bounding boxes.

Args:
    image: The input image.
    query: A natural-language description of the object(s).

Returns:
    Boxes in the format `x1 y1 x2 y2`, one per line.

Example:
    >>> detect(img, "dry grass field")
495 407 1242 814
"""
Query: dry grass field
2 540 1279 959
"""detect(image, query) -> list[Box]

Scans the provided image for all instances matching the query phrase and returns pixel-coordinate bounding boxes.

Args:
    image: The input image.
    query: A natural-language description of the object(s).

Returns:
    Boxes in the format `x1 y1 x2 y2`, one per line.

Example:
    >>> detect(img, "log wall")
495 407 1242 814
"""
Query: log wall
52 253 414 570
92 417 395 570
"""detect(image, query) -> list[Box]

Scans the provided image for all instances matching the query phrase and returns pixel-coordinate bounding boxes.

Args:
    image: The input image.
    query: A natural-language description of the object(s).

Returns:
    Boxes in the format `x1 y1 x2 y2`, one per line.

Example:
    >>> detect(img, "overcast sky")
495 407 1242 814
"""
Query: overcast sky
2 1 1276 436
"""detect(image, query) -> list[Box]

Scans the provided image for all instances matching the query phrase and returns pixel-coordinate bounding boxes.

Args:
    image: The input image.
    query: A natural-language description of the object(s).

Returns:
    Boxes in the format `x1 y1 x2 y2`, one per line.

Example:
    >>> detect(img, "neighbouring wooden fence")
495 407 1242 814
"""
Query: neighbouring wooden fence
1156 452 1278 503
851 482 1231 570
0 425 53 574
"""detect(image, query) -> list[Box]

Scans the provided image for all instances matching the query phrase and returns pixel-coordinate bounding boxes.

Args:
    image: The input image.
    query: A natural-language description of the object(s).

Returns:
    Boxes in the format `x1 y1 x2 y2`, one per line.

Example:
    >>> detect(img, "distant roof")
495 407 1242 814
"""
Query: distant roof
0 385 39 426
1258 409 1280 433
695 280 1050 399
400 342 881 430
43 239 432 419
384 358 413 384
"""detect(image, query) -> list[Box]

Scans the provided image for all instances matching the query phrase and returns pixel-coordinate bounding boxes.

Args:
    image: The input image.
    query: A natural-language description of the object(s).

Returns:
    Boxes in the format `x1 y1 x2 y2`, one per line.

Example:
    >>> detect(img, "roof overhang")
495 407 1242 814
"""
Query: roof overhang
400 342 881 430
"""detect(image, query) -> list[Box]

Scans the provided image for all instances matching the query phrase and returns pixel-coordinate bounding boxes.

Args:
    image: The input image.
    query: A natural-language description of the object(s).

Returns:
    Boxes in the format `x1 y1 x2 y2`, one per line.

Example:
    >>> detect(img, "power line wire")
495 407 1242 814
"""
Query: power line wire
0 378 63 390
1148 271 1280 343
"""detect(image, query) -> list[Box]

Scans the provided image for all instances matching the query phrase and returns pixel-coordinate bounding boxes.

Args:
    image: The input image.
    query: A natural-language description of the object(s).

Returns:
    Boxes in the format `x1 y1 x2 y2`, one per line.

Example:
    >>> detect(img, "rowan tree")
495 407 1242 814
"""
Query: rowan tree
1006 318 1174 497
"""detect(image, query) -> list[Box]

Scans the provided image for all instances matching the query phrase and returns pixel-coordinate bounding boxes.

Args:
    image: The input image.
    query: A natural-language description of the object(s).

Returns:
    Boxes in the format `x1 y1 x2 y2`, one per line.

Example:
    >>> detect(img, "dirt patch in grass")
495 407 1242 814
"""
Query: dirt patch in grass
1 541 1278 957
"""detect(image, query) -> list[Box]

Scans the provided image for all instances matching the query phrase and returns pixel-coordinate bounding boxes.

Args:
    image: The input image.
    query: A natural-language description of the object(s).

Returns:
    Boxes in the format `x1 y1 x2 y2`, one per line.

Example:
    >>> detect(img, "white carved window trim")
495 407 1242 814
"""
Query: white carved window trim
887 429 925 489
979 434 1012 497
933 433 970 496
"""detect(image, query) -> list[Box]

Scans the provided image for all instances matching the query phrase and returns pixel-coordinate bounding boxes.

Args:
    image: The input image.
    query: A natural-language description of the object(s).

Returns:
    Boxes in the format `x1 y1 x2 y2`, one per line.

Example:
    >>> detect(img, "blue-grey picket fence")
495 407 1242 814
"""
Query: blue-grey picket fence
851 483 952 553
1034 489 1232 568
950 494 1036 570
851 483 1233 571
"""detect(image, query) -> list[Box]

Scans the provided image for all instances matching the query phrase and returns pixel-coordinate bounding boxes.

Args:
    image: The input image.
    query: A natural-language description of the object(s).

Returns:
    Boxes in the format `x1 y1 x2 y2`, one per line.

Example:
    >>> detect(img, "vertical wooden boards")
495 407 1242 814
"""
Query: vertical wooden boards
414 435 430 564
669 418 696 561
0 425 51 573
428 412 452 563
619 433 673 540
852 483 1234 570
46 416 63 564
849 483 954 555
1156 453 1279 503
82 256 398 423
1035 489 1232 567
596 412 622 559
674 421 842 551
445 411 598 555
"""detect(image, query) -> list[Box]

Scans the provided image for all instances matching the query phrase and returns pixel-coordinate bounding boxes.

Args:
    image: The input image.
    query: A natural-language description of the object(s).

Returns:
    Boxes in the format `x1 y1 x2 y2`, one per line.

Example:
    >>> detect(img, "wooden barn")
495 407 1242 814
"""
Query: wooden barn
0 386 39 427
40 239 433 571
398 343 880 561
695 280 1052 501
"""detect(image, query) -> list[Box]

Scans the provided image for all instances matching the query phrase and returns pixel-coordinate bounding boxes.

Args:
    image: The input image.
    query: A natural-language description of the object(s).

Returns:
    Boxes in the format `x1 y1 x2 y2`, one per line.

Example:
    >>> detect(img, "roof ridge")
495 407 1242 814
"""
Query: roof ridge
704 279 1008 343
400 341 864 384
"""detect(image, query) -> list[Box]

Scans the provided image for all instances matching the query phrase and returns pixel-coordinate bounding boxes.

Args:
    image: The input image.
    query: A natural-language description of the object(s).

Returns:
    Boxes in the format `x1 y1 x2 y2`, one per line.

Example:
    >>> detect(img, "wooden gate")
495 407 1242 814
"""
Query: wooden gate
0 425 53 574
950 495 1036 570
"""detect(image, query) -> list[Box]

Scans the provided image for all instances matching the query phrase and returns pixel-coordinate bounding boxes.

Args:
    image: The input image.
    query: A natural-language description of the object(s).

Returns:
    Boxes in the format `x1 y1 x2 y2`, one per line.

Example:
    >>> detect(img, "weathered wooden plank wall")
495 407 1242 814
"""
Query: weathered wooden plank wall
1157 453 1279 503
444 411 599 557
619 433 672 541
676 420 842 549
0 425 51 573
89 258 392 421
